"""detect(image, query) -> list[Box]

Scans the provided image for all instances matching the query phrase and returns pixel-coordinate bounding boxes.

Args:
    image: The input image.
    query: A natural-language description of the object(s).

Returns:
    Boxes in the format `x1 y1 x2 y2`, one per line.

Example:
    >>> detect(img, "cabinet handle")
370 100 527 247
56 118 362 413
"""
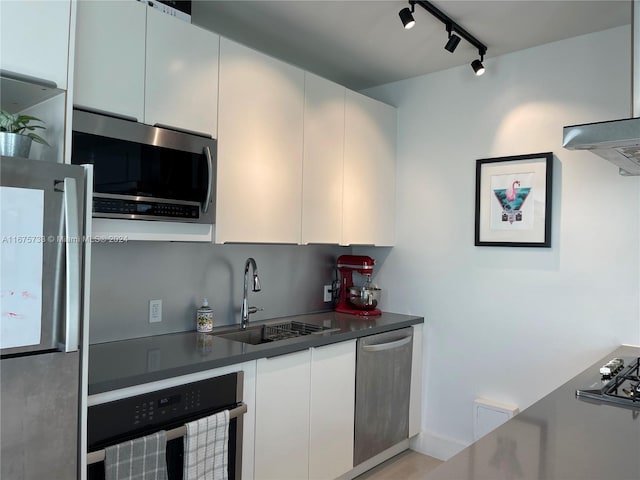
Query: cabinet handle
312 337 352 350
202 146 214 214
361 335 412 352
74 105 138 123
0 69 58 89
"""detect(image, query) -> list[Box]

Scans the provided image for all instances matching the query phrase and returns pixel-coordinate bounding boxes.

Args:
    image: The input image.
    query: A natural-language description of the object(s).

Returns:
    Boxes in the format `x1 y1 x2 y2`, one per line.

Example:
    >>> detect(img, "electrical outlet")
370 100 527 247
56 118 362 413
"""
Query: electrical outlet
323 285 332 302
149 299 162 323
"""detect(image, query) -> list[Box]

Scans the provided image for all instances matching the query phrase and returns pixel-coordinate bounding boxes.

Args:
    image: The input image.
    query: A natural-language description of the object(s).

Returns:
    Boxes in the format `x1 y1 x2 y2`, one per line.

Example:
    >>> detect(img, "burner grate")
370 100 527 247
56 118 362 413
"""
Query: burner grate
604 357 640 403
576 357 640 409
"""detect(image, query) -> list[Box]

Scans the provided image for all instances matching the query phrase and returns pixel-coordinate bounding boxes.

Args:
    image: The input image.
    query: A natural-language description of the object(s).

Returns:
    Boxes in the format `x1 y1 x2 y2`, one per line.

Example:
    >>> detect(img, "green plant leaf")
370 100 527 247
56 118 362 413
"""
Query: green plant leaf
0 109 48 145
27 132 50 146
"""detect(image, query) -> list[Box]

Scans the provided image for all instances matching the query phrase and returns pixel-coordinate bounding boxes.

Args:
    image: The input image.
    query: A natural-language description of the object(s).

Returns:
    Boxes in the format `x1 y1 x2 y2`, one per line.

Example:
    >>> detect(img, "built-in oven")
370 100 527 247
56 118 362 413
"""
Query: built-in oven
71 108 216 224
87 372 245 480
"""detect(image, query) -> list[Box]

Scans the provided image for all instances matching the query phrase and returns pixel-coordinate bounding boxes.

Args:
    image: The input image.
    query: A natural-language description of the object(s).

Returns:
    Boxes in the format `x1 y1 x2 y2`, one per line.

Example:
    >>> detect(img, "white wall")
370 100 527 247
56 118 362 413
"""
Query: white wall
361 26 640 457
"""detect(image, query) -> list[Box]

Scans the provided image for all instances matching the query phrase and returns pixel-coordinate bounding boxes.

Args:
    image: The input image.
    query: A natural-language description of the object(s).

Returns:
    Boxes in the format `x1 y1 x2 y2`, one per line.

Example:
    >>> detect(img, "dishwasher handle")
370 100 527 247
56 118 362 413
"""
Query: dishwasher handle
361 334 412 352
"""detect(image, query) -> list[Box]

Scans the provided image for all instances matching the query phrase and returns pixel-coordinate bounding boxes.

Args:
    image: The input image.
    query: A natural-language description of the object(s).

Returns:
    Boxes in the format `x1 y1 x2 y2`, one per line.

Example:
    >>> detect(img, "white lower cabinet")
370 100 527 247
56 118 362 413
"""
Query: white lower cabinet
254 349 311 480
309 340 356 480
253 340 356 480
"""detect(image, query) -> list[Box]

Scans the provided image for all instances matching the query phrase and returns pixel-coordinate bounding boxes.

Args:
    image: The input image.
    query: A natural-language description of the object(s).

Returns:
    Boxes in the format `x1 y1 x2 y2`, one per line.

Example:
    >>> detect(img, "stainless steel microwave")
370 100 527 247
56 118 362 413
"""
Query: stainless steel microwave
71 109 215 224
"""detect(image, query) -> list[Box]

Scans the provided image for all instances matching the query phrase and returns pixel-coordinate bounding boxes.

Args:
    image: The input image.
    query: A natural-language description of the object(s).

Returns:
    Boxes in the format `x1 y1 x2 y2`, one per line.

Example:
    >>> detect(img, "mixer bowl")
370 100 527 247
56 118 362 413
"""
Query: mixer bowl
348 286 381 310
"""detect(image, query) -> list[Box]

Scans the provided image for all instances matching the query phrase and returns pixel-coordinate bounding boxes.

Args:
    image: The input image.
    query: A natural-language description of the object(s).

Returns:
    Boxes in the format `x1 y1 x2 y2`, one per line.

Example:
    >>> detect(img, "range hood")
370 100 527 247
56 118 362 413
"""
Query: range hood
563 1 640 175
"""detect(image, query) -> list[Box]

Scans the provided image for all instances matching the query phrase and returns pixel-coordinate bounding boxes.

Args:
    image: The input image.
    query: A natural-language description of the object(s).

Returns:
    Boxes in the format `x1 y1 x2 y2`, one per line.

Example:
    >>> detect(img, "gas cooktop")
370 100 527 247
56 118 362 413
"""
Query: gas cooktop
576 357 640 409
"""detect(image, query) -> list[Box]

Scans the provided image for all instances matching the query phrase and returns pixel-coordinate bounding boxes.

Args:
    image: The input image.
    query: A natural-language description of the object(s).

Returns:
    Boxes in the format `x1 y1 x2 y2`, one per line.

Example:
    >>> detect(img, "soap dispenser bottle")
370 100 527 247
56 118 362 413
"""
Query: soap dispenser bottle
196 298 214 333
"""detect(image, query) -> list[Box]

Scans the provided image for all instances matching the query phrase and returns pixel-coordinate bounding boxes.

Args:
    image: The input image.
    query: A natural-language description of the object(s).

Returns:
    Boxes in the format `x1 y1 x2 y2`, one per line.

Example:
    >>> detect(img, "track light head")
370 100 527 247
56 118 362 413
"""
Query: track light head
399 7 416 29
471 58 485 76
399 2 416 29
444 32 461 53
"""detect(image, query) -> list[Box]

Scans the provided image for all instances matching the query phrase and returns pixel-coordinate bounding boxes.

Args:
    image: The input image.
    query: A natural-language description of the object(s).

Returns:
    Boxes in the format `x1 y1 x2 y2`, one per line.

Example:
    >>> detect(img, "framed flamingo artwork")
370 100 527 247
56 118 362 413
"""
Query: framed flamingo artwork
475 152 553 247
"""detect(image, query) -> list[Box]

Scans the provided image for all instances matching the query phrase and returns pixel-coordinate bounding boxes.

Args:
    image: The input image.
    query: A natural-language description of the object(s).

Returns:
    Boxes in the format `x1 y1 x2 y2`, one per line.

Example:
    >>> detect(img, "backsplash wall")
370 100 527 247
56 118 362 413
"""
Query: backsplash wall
89 242 349 344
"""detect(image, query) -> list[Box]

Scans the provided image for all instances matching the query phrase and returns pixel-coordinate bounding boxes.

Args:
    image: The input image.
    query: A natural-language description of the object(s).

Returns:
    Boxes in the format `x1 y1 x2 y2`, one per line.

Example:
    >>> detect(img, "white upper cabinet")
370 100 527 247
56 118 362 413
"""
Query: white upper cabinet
74 2 219 137
74 0 146 120
1 0 71 89
145 7 219 136
301 73 346 245
216 38 304 244
343 90 397 246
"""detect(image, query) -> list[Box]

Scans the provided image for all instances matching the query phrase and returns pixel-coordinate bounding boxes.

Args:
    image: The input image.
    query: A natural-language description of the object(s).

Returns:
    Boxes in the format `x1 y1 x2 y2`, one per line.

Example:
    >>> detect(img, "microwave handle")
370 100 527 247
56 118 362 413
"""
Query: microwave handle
203 146 214 214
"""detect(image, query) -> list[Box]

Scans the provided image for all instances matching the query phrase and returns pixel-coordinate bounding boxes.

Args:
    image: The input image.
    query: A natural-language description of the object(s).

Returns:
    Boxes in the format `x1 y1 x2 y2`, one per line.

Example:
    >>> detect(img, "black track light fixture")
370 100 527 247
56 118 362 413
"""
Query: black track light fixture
444 24 461 53
471 51 486 76
471 59 485 76
399 1 416 30
400 1 488 76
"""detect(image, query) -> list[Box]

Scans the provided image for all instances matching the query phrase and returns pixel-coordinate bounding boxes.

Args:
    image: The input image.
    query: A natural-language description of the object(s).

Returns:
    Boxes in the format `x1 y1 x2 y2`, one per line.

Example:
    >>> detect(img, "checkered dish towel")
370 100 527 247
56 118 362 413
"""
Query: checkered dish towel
183 409 230 480
104 430 168 480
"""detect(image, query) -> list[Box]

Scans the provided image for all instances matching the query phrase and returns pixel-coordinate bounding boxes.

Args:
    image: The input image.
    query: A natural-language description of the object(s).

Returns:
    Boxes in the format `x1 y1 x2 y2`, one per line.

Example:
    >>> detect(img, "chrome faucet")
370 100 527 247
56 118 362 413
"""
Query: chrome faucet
241 257 262 329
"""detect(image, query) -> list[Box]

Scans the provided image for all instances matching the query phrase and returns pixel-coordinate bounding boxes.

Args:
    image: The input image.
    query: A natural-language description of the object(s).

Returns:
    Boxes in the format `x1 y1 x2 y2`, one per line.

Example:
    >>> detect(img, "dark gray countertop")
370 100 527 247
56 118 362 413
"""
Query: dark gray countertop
426 344 640 480
88 311 423 395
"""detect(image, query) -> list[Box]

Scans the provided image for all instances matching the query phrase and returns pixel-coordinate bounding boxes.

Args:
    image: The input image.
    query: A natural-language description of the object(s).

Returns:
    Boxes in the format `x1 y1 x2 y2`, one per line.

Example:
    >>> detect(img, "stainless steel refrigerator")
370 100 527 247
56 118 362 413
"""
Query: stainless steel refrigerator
1 156 92 479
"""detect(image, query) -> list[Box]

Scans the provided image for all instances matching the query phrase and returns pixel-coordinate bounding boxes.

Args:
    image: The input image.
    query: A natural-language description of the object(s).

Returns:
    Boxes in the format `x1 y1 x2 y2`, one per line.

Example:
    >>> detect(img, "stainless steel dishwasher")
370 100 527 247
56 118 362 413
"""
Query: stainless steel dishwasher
354 327 413 466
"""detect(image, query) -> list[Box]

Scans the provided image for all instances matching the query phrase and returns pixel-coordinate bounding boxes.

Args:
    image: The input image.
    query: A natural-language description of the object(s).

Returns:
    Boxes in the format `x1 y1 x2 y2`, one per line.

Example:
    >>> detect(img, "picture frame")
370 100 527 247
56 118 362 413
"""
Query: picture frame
475 152 553 247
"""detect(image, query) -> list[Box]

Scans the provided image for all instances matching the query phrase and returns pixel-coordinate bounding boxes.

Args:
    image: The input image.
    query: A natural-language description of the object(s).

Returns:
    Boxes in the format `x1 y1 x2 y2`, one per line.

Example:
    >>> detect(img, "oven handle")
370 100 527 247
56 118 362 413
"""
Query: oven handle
86 402 247 465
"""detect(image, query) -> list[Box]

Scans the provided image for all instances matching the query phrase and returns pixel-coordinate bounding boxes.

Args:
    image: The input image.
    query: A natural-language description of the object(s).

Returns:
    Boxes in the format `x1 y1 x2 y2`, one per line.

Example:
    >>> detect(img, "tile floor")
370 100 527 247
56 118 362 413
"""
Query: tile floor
356 450 443 479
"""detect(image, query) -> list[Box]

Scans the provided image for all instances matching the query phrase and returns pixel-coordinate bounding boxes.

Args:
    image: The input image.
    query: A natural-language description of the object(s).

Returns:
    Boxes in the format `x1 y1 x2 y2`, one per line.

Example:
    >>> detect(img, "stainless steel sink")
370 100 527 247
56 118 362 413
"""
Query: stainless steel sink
215 321 334 345
216 326 268 345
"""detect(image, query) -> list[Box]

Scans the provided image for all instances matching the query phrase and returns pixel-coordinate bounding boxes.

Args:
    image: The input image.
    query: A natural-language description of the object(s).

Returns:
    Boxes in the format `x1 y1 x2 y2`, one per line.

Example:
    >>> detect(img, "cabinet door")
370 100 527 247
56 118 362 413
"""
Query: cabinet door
409 324 423 437
217 38 304 244
309 341 355 480
74 0 145 121
301 73 345 245
255 350 310 480
145 8 219 137
1 0 71 89
343 91 397 246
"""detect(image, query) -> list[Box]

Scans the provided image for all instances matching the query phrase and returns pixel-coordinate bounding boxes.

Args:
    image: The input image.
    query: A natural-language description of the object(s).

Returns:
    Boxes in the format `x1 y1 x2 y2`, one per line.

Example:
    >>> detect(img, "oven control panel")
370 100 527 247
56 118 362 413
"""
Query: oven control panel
131 389 202 427
88 372 240 449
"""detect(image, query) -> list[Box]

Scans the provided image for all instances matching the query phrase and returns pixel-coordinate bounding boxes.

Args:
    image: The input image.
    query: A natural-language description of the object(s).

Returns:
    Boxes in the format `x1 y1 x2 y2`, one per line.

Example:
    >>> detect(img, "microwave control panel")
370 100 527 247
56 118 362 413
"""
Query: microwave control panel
93 196 199 221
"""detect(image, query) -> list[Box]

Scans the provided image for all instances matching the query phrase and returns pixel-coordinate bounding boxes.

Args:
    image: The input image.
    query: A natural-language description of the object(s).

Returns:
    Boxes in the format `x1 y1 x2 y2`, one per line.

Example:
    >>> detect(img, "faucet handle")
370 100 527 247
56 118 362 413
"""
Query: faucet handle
248 306 263 315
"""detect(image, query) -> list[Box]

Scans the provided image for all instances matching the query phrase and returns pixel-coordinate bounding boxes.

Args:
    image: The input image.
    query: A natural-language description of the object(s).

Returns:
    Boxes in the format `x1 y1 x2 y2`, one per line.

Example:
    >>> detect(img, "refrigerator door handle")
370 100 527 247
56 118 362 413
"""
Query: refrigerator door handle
63 177 81 353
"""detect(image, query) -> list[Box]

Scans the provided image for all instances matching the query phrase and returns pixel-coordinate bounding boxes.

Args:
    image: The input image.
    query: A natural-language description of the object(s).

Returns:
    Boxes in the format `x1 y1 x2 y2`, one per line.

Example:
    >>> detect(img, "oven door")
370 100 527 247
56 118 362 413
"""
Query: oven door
87 372 244 480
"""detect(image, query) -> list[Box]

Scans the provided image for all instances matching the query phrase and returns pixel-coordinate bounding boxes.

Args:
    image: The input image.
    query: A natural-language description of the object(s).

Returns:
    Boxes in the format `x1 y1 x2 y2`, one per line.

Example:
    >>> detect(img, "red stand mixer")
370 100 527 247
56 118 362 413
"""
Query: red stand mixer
335 255 382 316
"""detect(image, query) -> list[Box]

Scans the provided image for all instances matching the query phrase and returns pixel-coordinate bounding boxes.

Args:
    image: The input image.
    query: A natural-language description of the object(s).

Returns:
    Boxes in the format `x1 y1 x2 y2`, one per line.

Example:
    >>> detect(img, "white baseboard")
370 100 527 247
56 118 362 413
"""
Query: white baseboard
409 431 469 461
